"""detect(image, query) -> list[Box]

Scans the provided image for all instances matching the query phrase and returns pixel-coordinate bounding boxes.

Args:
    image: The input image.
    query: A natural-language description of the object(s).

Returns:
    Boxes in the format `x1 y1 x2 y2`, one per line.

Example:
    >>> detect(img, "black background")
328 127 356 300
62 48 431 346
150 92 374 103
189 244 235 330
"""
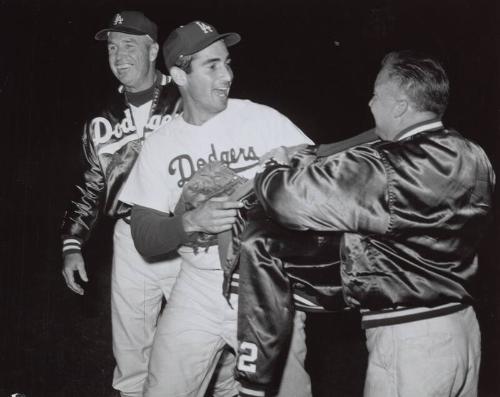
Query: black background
1 0 499 396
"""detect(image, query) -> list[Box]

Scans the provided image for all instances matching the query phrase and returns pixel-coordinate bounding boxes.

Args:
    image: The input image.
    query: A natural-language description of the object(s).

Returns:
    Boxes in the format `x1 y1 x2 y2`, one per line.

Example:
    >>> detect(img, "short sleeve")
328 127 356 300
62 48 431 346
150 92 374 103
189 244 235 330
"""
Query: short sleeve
262 106 314 147
119 137 173 213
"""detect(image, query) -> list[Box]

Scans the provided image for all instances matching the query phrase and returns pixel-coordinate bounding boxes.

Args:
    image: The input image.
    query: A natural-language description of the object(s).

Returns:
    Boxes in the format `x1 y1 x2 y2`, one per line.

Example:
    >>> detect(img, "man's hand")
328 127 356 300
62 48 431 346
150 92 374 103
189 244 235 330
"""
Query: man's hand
62 252 88 295
182 196 244 234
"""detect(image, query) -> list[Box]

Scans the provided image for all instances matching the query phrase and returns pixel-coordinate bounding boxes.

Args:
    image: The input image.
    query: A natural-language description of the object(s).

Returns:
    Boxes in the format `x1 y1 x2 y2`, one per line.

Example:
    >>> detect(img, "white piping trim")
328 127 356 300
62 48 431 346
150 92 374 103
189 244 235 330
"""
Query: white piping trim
293 294 323 308
398 121 443 141
361 302 461 321
239 386 265 397
63 238 81 245
62 245 82 252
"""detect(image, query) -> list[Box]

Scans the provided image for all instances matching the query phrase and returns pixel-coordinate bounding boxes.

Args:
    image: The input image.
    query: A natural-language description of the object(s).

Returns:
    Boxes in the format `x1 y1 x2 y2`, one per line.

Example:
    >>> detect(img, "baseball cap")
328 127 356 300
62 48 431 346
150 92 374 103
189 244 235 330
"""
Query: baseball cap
163 21 241 70
95 11 158 42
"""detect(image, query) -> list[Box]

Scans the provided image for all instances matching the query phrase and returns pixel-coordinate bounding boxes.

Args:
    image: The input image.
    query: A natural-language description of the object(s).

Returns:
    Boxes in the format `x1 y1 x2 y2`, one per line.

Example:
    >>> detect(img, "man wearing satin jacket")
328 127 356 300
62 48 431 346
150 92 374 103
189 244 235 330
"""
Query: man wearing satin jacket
247 51 495 397
60 11 181 396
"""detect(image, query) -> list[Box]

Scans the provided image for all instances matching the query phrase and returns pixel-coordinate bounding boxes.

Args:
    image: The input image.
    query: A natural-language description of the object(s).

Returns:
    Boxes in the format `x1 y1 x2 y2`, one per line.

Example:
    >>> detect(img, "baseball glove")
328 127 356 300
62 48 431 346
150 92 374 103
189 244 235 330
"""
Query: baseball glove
174 161 249 252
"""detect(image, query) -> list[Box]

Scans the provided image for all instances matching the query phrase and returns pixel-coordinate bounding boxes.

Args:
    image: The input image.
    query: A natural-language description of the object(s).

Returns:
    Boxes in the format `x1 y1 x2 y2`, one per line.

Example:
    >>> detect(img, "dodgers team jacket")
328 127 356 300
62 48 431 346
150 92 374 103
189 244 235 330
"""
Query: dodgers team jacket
60 72 180 254
236 125 494 394
217 130 379 397
255 125 495 309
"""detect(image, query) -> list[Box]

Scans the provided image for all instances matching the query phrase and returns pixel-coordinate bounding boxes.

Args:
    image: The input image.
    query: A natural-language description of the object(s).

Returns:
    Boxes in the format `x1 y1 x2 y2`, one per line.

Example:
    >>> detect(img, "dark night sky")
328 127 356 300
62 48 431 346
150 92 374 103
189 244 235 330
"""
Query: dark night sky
1 1 499 396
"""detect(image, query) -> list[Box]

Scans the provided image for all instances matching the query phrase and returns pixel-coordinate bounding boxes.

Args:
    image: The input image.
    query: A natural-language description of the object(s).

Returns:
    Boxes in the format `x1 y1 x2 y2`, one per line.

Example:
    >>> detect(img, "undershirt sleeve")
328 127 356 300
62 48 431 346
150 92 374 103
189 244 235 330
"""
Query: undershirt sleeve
130 204 189 259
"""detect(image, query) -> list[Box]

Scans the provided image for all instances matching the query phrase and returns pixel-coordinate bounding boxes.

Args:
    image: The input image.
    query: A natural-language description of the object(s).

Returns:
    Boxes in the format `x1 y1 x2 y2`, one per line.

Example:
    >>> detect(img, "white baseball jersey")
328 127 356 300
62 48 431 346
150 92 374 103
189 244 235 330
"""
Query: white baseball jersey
120 98 313 270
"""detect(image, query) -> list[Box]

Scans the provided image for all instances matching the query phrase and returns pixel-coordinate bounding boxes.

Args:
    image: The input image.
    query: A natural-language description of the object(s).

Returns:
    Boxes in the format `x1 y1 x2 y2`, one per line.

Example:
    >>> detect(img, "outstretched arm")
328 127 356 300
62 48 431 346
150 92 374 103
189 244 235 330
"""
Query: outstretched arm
254 145 390 234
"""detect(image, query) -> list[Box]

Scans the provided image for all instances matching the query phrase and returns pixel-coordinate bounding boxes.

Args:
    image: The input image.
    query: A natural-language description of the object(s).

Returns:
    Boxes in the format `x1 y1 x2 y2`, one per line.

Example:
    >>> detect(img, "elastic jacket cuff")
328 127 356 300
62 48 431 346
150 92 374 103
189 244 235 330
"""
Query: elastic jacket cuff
238 382 267 397
62 238 83 257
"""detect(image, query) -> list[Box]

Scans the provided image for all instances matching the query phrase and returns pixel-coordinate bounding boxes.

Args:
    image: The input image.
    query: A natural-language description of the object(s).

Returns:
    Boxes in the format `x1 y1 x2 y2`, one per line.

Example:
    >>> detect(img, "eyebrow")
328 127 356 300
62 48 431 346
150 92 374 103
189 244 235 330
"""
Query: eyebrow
200 54 231 66
201 57 222 65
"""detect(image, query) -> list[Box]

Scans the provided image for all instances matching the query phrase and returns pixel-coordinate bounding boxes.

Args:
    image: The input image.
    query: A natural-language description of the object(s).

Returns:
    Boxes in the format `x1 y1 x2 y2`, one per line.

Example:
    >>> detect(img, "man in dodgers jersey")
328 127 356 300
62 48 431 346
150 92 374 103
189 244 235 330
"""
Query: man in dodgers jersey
60 11 183 396
120 21 314 397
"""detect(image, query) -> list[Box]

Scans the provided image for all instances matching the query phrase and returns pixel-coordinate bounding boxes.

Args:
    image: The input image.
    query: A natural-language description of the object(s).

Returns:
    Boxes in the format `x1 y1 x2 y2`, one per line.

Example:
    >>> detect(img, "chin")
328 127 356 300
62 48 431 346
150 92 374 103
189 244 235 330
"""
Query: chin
216 102 229 112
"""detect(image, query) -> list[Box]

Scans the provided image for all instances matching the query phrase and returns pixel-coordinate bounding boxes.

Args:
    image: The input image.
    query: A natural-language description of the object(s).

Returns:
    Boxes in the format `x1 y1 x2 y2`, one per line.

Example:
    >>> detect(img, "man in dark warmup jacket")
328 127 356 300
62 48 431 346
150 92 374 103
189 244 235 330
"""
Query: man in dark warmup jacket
247 50 495 397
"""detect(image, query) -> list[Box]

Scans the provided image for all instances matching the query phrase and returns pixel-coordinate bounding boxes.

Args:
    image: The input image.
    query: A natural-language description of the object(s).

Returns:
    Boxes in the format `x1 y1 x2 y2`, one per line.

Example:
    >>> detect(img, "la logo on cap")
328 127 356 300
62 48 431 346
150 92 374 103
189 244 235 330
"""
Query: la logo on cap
195 21 213 34
113 13 124 25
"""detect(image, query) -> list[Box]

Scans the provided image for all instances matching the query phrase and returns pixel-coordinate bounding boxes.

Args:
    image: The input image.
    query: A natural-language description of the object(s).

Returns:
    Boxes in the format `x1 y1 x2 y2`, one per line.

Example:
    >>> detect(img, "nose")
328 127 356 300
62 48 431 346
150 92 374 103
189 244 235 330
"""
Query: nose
219 64 233 83
116 48 124 60
114 45 127 61
368 96 374 108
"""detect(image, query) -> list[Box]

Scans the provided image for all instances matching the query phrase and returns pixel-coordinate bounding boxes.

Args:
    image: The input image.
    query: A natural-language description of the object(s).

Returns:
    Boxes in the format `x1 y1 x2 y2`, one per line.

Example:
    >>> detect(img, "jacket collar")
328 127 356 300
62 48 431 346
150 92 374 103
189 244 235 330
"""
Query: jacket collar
394 118 443 141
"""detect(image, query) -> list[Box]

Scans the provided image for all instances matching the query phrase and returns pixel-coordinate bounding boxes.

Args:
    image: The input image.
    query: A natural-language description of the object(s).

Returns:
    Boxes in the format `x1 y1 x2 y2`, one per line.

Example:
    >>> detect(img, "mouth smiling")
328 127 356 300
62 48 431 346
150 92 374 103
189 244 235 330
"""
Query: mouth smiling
116 64 132 74
214 87 230 98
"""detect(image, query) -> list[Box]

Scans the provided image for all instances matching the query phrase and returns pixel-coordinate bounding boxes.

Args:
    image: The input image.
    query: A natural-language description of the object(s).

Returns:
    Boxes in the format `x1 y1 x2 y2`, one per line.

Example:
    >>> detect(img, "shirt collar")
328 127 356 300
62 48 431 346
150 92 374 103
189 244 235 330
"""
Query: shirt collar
394 118 444 141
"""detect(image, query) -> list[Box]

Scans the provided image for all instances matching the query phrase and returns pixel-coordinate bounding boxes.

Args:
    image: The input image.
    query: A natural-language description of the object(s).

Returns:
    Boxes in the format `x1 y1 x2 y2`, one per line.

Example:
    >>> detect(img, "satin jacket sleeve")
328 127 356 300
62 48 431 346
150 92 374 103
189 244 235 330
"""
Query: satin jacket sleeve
255 130 494 240
61 122 106 245
255 144 391 234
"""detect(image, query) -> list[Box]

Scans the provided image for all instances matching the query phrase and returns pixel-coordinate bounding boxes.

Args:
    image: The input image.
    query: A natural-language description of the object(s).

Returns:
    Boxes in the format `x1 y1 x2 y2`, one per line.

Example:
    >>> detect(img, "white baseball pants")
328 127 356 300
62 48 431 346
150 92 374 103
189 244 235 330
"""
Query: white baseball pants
111 219 181 397
143 261 312 397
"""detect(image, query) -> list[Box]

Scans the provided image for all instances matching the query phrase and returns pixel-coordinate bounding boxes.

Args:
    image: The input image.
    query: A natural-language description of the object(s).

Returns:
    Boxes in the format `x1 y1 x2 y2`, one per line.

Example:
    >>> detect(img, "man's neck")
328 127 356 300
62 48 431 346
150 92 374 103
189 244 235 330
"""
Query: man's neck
181 102 222 126
123 69 157 93
392 114 442 141
388 112 439 141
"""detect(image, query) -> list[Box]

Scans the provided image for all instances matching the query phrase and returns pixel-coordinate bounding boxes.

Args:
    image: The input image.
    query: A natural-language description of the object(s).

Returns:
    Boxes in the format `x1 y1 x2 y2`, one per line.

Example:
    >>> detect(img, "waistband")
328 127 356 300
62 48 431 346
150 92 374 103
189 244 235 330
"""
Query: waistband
361 302 469 329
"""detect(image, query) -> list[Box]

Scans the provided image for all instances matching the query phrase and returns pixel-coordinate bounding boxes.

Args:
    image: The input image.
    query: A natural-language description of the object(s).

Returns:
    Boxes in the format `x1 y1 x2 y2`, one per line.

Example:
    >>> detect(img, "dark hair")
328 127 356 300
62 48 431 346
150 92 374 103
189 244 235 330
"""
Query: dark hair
174 54 194 74
381 50 449 116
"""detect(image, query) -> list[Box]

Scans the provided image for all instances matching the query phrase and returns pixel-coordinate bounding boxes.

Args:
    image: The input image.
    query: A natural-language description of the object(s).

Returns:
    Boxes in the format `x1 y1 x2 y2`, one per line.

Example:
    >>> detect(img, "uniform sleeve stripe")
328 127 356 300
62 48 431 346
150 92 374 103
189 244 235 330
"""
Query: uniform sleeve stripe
62 247 82 258
239 386 266 397
62 244 82 252
293 293 324 309
63 238 82 246
229 292 238 300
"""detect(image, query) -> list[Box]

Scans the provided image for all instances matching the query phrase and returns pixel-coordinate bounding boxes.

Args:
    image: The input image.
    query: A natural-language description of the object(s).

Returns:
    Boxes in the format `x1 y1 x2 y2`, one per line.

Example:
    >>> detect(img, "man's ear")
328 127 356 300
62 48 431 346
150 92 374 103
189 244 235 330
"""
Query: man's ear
149 42 159 63
170 66 187 86
393 98 409 119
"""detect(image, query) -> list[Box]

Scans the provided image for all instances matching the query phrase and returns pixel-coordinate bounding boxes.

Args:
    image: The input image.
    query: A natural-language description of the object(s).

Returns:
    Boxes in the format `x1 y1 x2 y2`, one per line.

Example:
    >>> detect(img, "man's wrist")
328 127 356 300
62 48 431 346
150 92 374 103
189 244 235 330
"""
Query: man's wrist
167 214 190 243
182 211 197 233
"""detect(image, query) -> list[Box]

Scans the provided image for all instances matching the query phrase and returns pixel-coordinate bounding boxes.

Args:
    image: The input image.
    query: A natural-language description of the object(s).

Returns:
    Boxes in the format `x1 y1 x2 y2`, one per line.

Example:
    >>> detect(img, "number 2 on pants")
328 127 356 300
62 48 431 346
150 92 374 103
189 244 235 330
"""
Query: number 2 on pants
238 341 258 373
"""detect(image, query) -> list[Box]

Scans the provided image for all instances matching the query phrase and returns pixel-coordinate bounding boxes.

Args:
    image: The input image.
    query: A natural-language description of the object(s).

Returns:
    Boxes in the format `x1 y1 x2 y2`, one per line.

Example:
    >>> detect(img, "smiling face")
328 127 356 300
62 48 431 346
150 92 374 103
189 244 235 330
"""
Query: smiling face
179 40 233 124
107 32 158 92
